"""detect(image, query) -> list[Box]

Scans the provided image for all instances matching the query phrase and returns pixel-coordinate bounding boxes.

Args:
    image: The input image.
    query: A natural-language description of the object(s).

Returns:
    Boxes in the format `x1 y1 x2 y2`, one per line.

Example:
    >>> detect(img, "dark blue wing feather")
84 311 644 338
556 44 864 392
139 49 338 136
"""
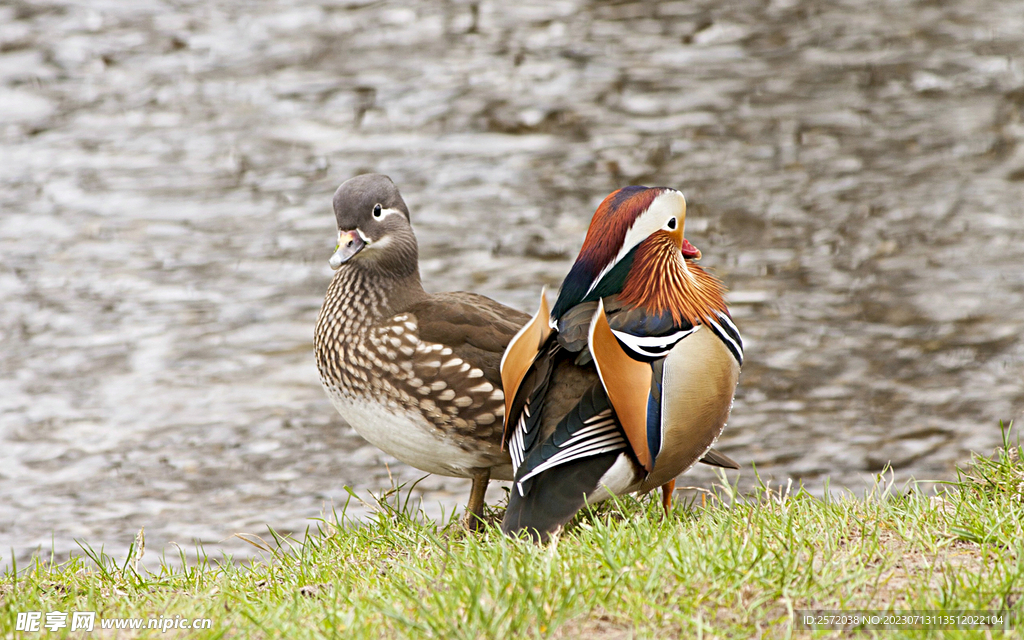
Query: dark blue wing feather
502 384 629 542
511 383 627 498
505 337 559 474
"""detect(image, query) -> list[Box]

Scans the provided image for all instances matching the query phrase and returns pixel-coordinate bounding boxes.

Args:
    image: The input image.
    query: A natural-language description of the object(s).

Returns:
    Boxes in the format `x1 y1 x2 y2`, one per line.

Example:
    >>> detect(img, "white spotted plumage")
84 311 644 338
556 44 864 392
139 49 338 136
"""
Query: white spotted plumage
315 265 512 480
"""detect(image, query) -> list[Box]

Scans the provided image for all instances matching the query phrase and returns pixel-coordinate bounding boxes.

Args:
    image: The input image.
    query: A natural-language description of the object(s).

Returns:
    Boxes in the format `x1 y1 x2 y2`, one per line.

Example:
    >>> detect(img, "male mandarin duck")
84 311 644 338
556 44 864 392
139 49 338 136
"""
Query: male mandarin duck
500 186 743 541
314 174 530 528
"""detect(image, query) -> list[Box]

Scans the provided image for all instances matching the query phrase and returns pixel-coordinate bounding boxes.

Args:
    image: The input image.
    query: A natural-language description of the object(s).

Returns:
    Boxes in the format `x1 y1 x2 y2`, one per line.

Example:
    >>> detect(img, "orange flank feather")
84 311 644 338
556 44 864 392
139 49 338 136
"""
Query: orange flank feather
499 288 551 442
617 231 729 327
588 300 654 472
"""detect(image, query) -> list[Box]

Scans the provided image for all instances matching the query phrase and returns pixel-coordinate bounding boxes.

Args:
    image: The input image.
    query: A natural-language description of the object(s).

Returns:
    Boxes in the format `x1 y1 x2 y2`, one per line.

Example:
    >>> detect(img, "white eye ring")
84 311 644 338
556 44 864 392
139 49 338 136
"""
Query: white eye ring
373 203 383 219
666 217 677 230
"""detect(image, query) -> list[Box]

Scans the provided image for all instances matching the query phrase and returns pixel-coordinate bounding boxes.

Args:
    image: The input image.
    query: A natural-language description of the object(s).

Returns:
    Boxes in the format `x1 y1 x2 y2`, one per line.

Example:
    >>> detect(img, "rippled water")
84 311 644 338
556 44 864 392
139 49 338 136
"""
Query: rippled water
2 0 1023 568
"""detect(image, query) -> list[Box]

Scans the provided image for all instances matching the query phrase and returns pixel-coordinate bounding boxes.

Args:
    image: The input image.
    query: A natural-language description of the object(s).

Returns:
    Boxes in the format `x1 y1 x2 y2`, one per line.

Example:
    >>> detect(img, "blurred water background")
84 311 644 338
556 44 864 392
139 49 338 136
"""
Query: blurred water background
1 0 1023 568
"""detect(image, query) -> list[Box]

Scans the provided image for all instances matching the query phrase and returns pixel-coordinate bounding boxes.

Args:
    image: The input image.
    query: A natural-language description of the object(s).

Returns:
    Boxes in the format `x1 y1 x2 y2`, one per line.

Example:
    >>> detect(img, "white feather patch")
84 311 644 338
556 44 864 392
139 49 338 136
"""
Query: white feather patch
584 190 686 298
610 325 700 359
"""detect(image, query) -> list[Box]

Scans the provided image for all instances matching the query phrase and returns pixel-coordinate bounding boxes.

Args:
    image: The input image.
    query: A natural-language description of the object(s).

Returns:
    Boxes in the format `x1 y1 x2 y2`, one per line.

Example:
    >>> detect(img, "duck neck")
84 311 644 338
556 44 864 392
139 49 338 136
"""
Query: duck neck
321 262 427 333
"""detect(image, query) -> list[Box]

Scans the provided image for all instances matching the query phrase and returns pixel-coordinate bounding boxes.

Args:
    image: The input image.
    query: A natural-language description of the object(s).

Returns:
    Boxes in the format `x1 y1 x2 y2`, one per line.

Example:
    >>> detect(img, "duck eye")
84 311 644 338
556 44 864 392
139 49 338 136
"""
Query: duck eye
373 204 383 219
667 217 677 230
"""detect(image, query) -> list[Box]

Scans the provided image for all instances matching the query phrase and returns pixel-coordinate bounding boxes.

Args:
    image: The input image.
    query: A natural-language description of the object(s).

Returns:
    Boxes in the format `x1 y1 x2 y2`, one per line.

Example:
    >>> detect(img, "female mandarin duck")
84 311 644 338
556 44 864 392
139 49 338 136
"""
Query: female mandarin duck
315 174 531 529
499 186 743 541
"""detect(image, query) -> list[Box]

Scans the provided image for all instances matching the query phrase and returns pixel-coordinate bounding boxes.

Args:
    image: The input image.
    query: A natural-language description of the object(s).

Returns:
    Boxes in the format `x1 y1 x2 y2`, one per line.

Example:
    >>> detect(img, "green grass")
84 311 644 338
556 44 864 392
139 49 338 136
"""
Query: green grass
2 424 1022 639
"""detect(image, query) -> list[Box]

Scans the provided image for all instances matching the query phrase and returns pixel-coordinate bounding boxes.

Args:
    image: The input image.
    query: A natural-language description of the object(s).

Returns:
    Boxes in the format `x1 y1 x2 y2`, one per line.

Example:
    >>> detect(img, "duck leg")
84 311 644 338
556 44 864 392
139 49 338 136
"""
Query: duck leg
660 479 676 513
463 469 491 531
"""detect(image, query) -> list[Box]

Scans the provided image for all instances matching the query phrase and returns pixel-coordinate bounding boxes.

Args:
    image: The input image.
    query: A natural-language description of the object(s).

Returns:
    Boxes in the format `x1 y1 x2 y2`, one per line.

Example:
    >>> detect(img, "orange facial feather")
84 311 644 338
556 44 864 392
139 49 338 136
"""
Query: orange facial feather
617 231 729 327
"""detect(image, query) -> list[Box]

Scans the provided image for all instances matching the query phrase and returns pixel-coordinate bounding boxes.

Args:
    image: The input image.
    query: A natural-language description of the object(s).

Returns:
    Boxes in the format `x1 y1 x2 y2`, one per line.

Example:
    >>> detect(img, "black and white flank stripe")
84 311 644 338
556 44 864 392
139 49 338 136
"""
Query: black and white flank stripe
704 311 744 364
514 408 626 496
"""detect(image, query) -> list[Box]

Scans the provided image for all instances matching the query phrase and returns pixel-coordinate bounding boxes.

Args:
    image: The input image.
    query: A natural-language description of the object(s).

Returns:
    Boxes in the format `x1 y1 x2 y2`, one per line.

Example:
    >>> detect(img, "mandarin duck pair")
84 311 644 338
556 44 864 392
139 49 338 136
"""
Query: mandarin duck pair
314 175 742 540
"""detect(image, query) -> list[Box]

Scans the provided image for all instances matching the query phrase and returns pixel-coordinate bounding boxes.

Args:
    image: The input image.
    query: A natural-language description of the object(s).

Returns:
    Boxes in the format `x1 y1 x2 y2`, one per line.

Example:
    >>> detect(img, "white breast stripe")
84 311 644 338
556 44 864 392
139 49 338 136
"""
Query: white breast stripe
610 326 699 359
611 327 698 348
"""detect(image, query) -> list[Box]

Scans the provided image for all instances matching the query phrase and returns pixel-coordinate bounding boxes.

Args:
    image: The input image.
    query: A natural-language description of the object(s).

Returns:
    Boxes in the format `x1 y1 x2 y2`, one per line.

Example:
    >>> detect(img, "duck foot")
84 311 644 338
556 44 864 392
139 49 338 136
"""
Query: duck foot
462 469 491 531
660 479 676 513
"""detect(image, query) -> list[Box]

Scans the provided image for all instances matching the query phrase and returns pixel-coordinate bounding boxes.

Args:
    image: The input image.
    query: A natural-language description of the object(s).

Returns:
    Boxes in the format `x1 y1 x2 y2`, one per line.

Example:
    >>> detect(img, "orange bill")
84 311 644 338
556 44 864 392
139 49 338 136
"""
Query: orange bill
499 287 552 431
588 299 654 471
